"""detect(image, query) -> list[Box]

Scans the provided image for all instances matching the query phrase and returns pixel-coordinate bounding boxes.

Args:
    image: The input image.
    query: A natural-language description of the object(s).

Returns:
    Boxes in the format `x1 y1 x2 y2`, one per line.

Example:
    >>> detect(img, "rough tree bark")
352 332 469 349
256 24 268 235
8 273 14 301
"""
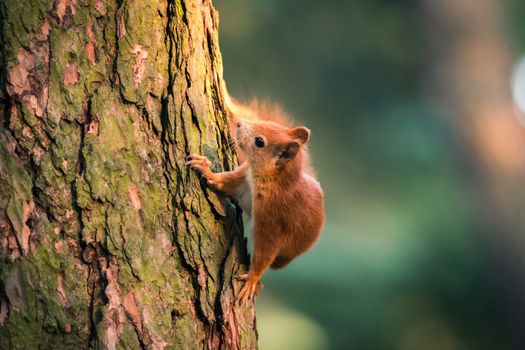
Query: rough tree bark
0 0 257 349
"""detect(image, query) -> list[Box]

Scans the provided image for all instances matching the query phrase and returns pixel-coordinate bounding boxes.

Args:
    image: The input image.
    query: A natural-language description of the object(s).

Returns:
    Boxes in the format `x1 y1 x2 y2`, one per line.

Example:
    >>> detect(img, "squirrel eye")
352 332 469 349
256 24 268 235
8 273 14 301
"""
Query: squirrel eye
255 137 265 148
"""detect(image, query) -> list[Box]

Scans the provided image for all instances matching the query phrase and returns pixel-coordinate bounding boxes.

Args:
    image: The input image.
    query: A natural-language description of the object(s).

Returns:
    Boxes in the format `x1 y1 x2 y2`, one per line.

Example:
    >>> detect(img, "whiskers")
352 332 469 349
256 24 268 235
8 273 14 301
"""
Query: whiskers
222 137 240 166
226 137 240 149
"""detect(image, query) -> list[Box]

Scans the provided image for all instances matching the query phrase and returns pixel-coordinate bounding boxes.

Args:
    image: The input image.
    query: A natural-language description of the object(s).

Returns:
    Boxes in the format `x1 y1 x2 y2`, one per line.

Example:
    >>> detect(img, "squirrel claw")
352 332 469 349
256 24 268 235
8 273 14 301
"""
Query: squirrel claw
186 155 213 170
255 282 264 297
237 274 262 304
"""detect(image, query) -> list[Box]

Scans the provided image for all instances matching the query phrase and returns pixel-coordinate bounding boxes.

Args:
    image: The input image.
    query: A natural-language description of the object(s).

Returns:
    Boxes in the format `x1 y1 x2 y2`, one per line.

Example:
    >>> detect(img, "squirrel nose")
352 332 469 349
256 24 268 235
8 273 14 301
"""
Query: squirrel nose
236 121 241 128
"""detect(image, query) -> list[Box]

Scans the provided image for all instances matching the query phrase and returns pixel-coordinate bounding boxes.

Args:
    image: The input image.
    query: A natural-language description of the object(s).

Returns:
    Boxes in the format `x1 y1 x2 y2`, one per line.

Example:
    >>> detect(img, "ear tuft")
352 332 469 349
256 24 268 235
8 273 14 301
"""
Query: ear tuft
289 127 310 144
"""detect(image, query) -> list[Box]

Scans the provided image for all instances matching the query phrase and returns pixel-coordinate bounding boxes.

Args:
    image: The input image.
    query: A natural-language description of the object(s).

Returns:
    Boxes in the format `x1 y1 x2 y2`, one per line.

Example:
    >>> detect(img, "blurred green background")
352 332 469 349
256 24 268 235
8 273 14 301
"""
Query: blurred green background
214 0 525 349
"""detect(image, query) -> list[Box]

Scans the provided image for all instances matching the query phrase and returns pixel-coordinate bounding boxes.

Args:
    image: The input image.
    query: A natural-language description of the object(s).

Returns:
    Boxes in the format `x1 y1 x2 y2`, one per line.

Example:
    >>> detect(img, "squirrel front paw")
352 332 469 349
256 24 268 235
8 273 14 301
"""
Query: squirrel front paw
185 154 217 185
236 273 263 304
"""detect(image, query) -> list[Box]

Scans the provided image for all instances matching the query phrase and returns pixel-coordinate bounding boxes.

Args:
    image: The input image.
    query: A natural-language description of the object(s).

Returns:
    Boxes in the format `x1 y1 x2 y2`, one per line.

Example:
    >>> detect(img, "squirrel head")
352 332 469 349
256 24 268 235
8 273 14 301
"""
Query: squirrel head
236 119 310 176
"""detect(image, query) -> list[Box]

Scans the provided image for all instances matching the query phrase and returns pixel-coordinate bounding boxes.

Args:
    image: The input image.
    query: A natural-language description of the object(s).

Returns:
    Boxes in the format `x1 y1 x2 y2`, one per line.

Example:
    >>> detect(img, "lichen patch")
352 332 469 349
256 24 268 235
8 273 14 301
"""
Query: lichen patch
17 48 35 71
56 0 77 24
8 235 20 261
63 64 79 86
41 18 50 36
118 16 126 39
4 267 25 307
86 120 99 135
86 42 96 65
0 298 9 326
151 335 168 350
32 144 45 163
101 259 125 350
94 0 106 16
27 94 45 117
54 241 64 253
8 62 31 96
143 306 168 350
57 273 68 307
7 200 35 257
123 290 142 333
131 45 148 89
86 26 97 65
6 24 50 122
128 185 142 210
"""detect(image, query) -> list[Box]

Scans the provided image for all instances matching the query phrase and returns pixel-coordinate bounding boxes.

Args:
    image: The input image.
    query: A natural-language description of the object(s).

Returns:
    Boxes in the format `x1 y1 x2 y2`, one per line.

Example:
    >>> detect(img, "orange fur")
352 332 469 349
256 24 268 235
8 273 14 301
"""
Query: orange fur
186 82 325 303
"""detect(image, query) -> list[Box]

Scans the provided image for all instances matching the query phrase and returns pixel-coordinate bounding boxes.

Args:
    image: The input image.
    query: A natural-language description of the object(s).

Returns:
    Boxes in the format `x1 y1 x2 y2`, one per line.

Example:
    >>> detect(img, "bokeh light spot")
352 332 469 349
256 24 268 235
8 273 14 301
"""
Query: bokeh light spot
511 54 525 125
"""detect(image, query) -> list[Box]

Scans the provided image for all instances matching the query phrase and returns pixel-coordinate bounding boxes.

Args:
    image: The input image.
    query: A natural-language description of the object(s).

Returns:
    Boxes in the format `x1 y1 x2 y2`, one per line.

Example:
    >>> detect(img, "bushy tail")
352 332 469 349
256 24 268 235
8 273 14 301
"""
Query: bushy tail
220 79 296 126
220 80 257 122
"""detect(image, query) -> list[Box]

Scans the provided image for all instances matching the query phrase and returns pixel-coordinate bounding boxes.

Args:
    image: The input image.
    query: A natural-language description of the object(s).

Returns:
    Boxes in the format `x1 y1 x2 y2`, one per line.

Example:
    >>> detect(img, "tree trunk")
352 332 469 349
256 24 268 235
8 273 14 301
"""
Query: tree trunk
0 0 257 349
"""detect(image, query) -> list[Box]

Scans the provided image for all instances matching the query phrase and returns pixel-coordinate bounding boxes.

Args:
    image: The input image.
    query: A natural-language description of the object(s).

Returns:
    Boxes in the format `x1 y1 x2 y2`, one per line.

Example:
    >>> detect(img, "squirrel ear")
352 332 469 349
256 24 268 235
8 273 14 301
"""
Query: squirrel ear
276 141 300 167
289 127 310 144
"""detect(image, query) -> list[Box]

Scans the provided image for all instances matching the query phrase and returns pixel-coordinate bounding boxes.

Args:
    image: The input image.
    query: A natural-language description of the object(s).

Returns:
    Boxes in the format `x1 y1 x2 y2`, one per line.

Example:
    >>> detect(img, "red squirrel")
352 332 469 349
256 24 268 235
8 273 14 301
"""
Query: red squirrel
186 83 325 303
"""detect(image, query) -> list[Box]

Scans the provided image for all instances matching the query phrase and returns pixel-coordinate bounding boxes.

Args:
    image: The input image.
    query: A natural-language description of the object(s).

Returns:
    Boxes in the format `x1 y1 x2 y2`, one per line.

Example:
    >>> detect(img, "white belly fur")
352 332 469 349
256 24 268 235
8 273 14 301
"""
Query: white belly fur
233 169 252 216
